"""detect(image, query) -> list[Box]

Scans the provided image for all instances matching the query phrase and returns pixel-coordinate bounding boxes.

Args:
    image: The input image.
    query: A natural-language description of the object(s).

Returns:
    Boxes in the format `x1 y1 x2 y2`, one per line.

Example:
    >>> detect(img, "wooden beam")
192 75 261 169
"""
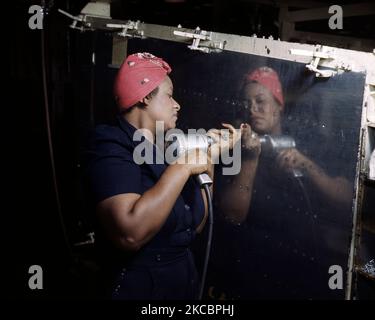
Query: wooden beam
288 3 375 23
111 36 127 67
279 5 294 41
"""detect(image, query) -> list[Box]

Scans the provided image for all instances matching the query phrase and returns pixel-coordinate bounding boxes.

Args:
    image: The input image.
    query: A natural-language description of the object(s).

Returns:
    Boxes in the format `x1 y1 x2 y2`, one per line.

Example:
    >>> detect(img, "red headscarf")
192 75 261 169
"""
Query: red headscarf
114 52 172 109
245 67 284 107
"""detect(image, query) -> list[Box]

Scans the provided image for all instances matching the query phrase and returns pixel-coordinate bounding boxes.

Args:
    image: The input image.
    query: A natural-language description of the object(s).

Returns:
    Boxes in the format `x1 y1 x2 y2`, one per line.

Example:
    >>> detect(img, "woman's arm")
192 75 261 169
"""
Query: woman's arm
217 123 261 224
219 157 259 224
97 149 209 251
196 122 243 232
276 148 352 207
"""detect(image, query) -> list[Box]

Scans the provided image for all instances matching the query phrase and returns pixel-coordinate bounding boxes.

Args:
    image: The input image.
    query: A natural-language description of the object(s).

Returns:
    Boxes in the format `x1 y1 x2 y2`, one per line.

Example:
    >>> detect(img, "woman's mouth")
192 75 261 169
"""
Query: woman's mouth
251 116 263 123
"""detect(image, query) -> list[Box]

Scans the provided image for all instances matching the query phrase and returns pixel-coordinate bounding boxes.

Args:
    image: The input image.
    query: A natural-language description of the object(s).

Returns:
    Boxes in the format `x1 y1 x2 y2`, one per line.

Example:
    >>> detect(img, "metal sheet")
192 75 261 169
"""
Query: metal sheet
125 37 365 299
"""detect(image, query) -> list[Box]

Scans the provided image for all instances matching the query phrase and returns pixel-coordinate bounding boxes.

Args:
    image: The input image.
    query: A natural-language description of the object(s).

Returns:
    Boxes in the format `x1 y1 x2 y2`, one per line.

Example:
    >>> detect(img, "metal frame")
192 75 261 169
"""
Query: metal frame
110 22 375 73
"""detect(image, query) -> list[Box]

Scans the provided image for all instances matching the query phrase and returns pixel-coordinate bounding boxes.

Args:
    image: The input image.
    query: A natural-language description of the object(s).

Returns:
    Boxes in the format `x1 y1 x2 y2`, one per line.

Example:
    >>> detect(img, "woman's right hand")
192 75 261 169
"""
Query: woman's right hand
240 123 261 157
174 147 211 176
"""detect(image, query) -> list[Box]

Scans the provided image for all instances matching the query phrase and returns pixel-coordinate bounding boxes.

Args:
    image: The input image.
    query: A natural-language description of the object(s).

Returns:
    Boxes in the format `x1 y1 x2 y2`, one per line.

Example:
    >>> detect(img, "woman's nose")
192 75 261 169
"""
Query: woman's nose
250 103 261 113
173 98 181 111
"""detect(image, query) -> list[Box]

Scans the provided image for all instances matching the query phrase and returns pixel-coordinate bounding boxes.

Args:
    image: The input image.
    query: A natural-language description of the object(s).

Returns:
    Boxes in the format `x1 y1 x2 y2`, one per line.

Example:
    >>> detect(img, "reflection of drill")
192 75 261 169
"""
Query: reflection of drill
259 135 303 177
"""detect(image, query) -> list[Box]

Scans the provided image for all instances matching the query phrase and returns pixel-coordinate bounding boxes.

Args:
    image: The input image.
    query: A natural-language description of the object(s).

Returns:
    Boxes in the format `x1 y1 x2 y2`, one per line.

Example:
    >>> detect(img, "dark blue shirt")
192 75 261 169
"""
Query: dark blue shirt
84 115 205 257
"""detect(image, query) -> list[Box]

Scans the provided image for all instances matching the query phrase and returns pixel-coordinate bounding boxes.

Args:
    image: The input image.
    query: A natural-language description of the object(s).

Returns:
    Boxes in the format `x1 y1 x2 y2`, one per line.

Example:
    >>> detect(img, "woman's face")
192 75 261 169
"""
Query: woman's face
242 82 282 135
147 76 180 131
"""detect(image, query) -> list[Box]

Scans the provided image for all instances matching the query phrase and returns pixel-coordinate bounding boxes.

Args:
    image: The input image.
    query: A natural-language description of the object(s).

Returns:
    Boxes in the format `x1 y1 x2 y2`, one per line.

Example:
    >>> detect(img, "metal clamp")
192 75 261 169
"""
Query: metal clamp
290 46 351 78
58 9 90 32
59 1 113 31
174 26 224 53
59 8 144 38
106 21 144 38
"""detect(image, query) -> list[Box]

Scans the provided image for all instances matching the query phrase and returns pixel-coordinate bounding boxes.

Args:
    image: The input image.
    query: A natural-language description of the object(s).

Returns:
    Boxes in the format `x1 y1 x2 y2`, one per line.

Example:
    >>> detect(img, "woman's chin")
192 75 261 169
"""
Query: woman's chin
251 123 266 135
166 122 177 131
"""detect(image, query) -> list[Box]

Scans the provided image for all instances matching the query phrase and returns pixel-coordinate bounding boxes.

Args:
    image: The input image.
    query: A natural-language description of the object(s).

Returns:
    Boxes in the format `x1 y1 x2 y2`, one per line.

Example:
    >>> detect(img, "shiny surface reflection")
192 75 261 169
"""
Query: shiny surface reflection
127 38 364 299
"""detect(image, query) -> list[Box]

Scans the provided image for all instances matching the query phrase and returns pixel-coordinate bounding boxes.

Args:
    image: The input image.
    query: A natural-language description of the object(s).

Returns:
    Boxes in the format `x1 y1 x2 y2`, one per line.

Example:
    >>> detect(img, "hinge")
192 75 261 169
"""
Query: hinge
173 26 224 53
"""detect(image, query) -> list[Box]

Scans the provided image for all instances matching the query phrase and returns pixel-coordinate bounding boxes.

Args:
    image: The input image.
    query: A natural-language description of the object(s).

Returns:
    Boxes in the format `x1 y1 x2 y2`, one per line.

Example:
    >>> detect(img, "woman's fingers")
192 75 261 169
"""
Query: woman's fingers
240 123 253 140
276 152 288 170
209 125 239 145
277 149 301 171
222 123 236 133
208 129 221 135
207 129 222 143
240 123 261 154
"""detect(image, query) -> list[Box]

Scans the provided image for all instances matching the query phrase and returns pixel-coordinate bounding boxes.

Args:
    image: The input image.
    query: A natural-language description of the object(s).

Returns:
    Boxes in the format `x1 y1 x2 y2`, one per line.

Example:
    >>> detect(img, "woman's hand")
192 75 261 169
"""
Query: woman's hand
240 123 261 158
207 123 241 162
173 147 211 176
276 148 311 173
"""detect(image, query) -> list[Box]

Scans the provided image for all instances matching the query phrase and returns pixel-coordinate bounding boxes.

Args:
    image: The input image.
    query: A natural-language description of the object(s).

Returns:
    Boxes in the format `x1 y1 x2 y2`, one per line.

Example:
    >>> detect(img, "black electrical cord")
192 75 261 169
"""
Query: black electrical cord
41 4 71 257
198 183 214 300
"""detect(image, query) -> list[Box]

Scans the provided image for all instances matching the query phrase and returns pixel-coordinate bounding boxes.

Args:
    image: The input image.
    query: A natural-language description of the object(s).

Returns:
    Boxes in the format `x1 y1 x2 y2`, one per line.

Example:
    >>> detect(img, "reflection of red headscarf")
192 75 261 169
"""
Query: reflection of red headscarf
245 67 284 107
114 52 172 109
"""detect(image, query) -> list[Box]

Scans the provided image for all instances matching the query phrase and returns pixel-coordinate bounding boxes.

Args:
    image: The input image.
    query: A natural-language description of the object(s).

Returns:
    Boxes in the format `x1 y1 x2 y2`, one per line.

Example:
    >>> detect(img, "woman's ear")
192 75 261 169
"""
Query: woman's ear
141 94 154 107
139 96 149 107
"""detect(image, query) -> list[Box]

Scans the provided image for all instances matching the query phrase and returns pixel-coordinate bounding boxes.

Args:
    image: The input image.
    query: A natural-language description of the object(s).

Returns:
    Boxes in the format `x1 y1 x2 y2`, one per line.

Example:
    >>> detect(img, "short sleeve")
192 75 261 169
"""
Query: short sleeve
85 128 142 204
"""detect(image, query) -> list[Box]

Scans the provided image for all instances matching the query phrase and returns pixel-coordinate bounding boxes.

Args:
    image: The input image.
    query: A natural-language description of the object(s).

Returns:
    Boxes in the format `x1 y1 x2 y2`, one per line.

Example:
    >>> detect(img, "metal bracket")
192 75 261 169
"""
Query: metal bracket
58 1 112 31
173 26 224 53
58 9 90 32
290 46 351 78
58 8 144 38
106 21 144 38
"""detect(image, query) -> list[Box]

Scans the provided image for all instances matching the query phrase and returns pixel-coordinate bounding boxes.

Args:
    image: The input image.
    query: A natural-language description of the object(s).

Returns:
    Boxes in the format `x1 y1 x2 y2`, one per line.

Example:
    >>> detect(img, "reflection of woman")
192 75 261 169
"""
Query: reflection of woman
217 67 352 298
221 66 351 223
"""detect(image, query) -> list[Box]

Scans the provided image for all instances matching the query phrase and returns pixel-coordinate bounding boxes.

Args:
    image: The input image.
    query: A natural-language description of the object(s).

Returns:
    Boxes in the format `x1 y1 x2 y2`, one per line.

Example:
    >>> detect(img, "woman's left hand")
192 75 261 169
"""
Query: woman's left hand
276 148 312 173
207 123 241 162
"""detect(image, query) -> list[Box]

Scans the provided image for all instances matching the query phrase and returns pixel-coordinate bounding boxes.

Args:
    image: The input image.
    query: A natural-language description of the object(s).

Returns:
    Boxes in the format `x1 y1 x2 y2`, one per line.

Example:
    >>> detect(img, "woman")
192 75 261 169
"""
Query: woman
216 66 353 299
85 52 238 299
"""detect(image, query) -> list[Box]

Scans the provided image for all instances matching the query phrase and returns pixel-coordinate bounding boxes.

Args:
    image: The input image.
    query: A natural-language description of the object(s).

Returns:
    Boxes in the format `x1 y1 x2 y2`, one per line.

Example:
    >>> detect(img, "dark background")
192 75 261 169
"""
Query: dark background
6 0 375 299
